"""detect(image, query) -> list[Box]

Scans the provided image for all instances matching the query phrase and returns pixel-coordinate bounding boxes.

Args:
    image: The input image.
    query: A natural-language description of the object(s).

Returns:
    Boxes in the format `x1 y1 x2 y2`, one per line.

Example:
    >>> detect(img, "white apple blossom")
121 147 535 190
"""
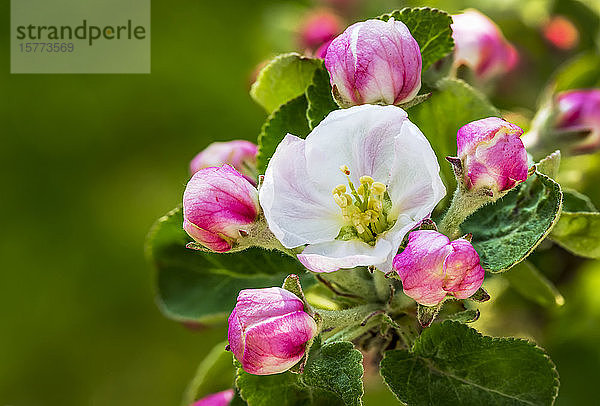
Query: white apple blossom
259 105 445 273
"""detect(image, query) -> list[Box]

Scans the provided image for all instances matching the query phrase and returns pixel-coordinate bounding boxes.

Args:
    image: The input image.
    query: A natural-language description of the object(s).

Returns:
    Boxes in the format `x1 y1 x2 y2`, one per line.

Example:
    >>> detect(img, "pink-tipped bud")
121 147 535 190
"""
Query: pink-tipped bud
190 140 258 185
554 89 600 153
183 165 259 253
457 117 528 193
192 389 234 406
543 16 579 50
324 18 422 107
451 10 518 80
393 230 485 306
299 10 342 53
228 287 318 375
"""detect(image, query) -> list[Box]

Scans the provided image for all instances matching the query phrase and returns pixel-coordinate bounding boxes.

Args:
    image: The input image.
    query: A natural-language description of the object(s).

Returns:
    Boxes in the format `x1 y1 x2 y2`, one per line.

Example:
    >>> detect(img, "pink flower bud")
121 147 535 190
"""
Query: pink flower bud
190 140 258 185
183 165 259 253
451 10 518 80
299 10 342 51
554 89 600 153
324 18 422 107
457 117 528 193
543 16 579 50
228 287 318 375
192 389 234 406
393 230 485 306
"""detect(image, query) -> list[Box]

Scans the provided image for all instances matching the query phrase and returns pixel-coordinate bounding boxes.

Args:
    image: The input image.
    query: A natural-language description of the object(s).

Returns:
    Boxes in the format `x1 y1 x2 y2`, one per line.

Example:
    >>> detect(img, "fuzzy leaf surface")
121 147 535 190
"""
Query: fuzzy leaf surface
460 172 562 272
146 208 310 322
380 321 559 406
256 95 310 174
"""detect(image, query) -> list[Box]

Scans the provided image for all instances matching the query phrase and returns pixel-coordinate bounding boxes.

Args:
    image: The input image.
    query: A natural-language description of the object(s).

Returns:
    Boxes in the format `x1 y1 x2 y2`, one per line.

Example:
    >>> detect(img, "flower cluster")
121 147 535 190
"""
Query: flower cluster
178 11 541 381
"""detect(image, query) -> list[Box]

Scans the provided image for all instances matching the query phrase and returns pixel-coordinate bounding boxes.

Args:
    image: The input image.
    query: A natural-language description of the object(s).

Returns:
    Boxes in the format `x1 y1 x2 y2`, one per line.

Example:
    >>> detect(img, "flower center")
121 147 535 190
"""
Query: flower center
332 165 390 243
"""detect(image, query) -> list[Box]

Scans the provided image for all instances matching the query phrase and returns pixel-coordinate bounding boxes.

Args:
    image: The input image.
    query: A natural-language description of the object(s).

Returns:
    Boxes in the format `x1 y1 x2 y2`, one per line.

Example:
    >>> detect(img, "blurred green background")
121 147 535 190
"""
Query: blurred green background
1 0 599 405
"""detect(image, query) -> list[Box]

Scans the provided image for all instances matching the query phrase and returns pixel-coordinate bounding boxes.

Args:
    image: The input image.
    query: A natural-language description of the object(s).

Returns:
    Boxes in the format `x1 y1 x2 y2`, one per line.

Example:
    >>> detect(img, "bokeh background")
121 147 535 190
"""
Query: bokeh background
1 0 599 405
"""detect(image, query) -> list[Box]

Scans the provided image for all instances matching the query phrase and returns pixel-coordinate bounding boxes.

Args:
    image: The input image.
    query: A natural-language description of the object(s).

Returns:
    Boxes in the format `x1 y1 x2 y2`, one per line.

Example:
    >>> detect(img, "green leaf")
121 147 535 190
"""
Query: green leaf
182 341 235 406
236 368 342 406
561 188 597 212
250 53 320 114
306 62 339 130
235 340 363 406
146 207 311 322
504 261 564 308
536 150 561 179
301 341 364 406
460 172 562 272
256 96 311 174
552 52 600 92
379 7 454 72
380 321 559 406
409 78 499 208
551 211 600 258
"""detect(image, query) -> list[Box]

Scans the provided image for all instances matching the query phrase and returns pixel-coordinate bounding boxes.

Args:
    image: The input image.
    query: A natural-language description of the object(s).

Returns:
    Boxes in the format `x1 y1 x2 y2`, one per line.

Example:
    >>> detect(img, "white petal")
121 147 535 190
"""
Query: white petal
304 105 407 186
297 238 393 273
259 134 344 248
388 120 446 220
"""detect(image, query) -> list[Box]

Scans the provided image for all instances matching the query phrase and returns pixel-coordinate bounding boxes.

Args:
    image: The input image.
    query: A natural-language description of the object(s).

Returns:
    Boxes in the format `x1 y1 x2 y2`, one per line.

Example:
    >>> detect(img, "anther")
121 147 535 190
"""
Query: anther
372 182 386 195
360 175 374 185
340 165 351 175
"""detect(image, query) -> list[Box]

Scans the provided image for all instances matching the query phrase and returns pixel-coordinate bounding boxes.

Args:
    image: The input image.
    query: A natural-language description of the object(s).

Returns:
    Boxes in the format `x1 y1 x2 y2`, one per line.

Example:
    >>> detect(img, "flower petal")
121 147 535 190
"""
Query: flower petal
297 238 393 273
241 311 318 375
259 134 344 248
393 230 452 306
388 120 446 220
443 239 485 299
304 105 407 187
234 287 305 328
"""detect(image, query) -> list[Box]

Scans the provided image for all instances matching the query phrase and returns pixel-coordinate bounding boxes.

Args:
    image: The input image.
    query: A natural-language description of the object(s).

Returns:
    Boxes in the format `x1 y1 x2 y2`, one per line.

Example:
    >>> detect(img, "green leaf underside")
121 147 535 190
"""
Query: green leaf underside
380 321 559 406
551 211 600 258
504 261 564 308
306 62 339 130
182 341 235 406
379 8 454 72
236 341 363 406
250 53 320 114
409 78 499 210
460 172 562 273
147 207 311 322
256 95 311 174
561 189 597 212
549 188 600 258
301 341 364 406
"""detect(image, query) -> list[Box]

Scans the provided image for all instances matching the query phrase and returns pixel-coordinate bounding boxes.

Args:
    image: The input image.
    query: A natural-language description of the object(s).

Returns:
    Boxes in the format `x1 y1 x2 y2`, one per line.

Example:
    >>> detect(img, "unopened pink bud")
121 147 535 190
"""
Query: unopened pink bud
555 89 600 153
192 389 234 406
393 230 485 306
451 10 518 80
228 287 318 375
324 18 422 107
299 10 342 52
457 117 528 193
183 165 259 253
190 140 258 185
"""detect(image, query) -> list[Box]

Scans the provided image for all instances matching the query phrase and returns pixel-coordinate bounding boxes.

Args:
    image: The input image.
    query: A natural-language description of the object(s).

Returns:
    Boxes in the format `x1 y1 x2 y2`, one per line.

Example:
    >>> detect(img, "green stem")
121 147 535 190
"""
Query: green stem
317 303 382 331
437 185 494 239
323 317 381 343
317 267 379 301
373 271 392 302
